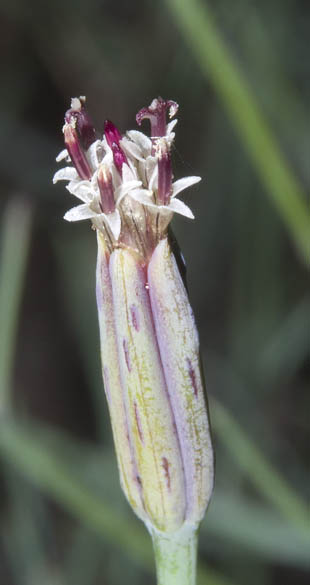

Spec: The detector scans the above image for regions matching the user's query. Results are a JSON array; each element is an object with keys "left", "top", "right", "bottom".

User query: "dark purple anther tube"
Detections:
[
  {"left": 104, "top": 119, "right": 123, "bottom": 146},
  {"left": 64, "top": 124, "right": 92, "bottom": 180},
  {"left": 157, "top": 146, "right": 173, "bottom": 205},
  {"left": 104, "top": 120, "right": 128, "bottom": 173},
  {"left": 65, "top": 98, "right": 96, "bottom": 151}
]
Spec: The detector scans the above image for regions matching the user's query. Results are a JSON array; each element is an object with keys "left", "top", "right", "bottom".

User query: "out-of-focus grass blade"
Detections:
[
  {"left": 1, "top": 471, "right": 65, "bottom": 585},
  {"left": 0, "top": 197, "right": 32, "bottom": 413},
  {"left": 164, "top": 0, "right": 309, "bottom": 264},
  {"left": 64, "top": 525, "right": 106, "bottom": 585},
  {"left": 0, "top": 418, "right": 237, "bottom": 585},
  {"left": 1, "top": 419, "right": 309, "bottom": 570},
  {"left": 211, "top": 398, "right": 309, "bottom": 533},
  {"left": 53, "top": 229, "right": 108, "bottom": 439},
  {"left": 0, "top": 419, "right": 153, "bottom": 566},
  {"left": 259, "top": 297, "right": 310, "bottom": 383},
  {"left": 0, "top": 198, "right": 64, "bottom": 585},
  {"left": 203, "top": 490, "right": 310, "bottom": 567}
]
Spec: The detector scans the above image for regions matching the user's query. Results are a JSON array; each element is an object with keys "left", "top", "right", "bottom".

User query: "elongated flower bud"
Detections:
[{"left": 53, "top": 97, "right": 214, "bottom": 540}]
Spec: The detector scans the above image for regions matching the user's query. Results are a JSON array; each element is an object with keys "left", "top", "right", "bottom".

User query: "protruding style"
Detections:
[{"left": 136, "top": 96, "right": 179, "bottom": 139}]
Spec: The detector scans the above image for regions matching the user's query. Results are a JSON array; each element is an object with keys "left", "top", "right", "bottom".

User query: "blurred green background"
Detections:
[{"left": 0, "top": 0, "right": 309, "bottom": 584}]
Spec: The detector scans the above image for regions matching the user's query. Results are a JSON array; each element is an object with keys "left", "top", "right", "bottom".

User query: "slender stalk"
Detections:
[{"left": 152, "top": 526, "right": 198, "bottom": 585}]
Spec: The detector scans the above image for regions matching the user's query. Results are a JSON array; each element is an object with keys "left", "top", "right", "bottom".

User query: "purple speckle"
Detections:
[
  {"left": 123, "top": 338, "right": 131, "bottom": 372},
  {"left": 130, "top": 304, "right": 140, "bottom": 331},
  {"left": 186, "top": 358, "right": 198, "bottom": 398},
  {"left": 162, "top": 457, "right": 171, "bottom": 490},
  {"left": 134, "top": 402, "right": 144, "bottom": 443}
]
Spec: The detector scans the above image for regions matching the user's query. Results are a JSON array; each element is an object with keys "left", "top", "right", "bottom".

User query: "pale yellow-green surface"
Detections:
[
  {"left": 152, "top": 525, "right": 198, "bottom": 585},
  {"left": 110, "top": 246, "right": 186, "bottom": 532},
  {"left": 96, "top": 232, "right": 143, "bottom": 515}
]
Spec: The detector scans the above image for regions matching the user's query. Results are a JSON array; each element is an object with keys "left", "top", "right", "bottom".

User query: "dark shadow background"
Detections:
[{"left": 0, "top": 1, "right": 309, "bottom": 584}]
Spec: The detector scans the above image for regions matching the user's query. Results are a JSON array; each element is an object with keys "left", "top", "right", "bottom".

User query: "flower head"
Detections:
[
  {"left": 53, "top": 97, "right": 213, "bottom": 537},
  {"left": 53, "top": 96, "right": 201, "bottom": 257}
]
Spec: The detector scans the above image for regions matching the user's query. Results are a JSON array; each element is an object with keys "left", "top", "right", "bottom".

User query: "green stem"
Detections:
[{"left": 152, "top": 526, "right": 198, "bottom": 585}]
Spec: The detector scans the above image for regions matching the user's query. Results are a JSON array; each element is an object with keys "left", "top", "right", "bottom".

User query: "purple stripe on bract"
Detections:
[
  {"left": 130, "top": 304, "right": 140, "bottom": 331},
  {"left": 186, "top": 357, "right": 198, "bottom": 398},
  {"left": 134, "top": 402, "right": 144, "bottom": 444},
  {"left": 123, "top": 338, "right": 132, "bottom": 372},
  {"left": 162, "top": 457, "right": 171, "bottom": 490}
]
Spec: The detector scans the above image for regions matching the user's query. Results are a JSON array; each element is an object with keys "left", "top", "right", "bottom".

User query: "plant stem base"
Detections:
[{"left": 151, "top": 525, "right": 198, "bottom": 585}]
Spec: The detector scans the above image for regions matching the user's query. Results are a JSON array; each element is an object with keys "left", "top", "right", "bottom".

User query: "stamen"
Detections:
[
  {"left": 136, "top": 97, "right": 179, "bottom": 139},
  {"left": 104, "top": 119, "right": 122, "bottom": 145},
  {"left": 104, "top": 120, "right": 128, "bottom": 173},
  {"left": 137, "top": 98, "right": 177, "bottom": 205},
  {"left": 65, "top": 97, "right": 96, "bottom": 150},
  {"left": 63, "top": 123, "right": 92, "bottom": 180},
  {"left": 97, "top": 165, "right": 115, "bottom": 214},
  {"left": 155, "top": 139, "right": 173, "bottom": 205}
]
